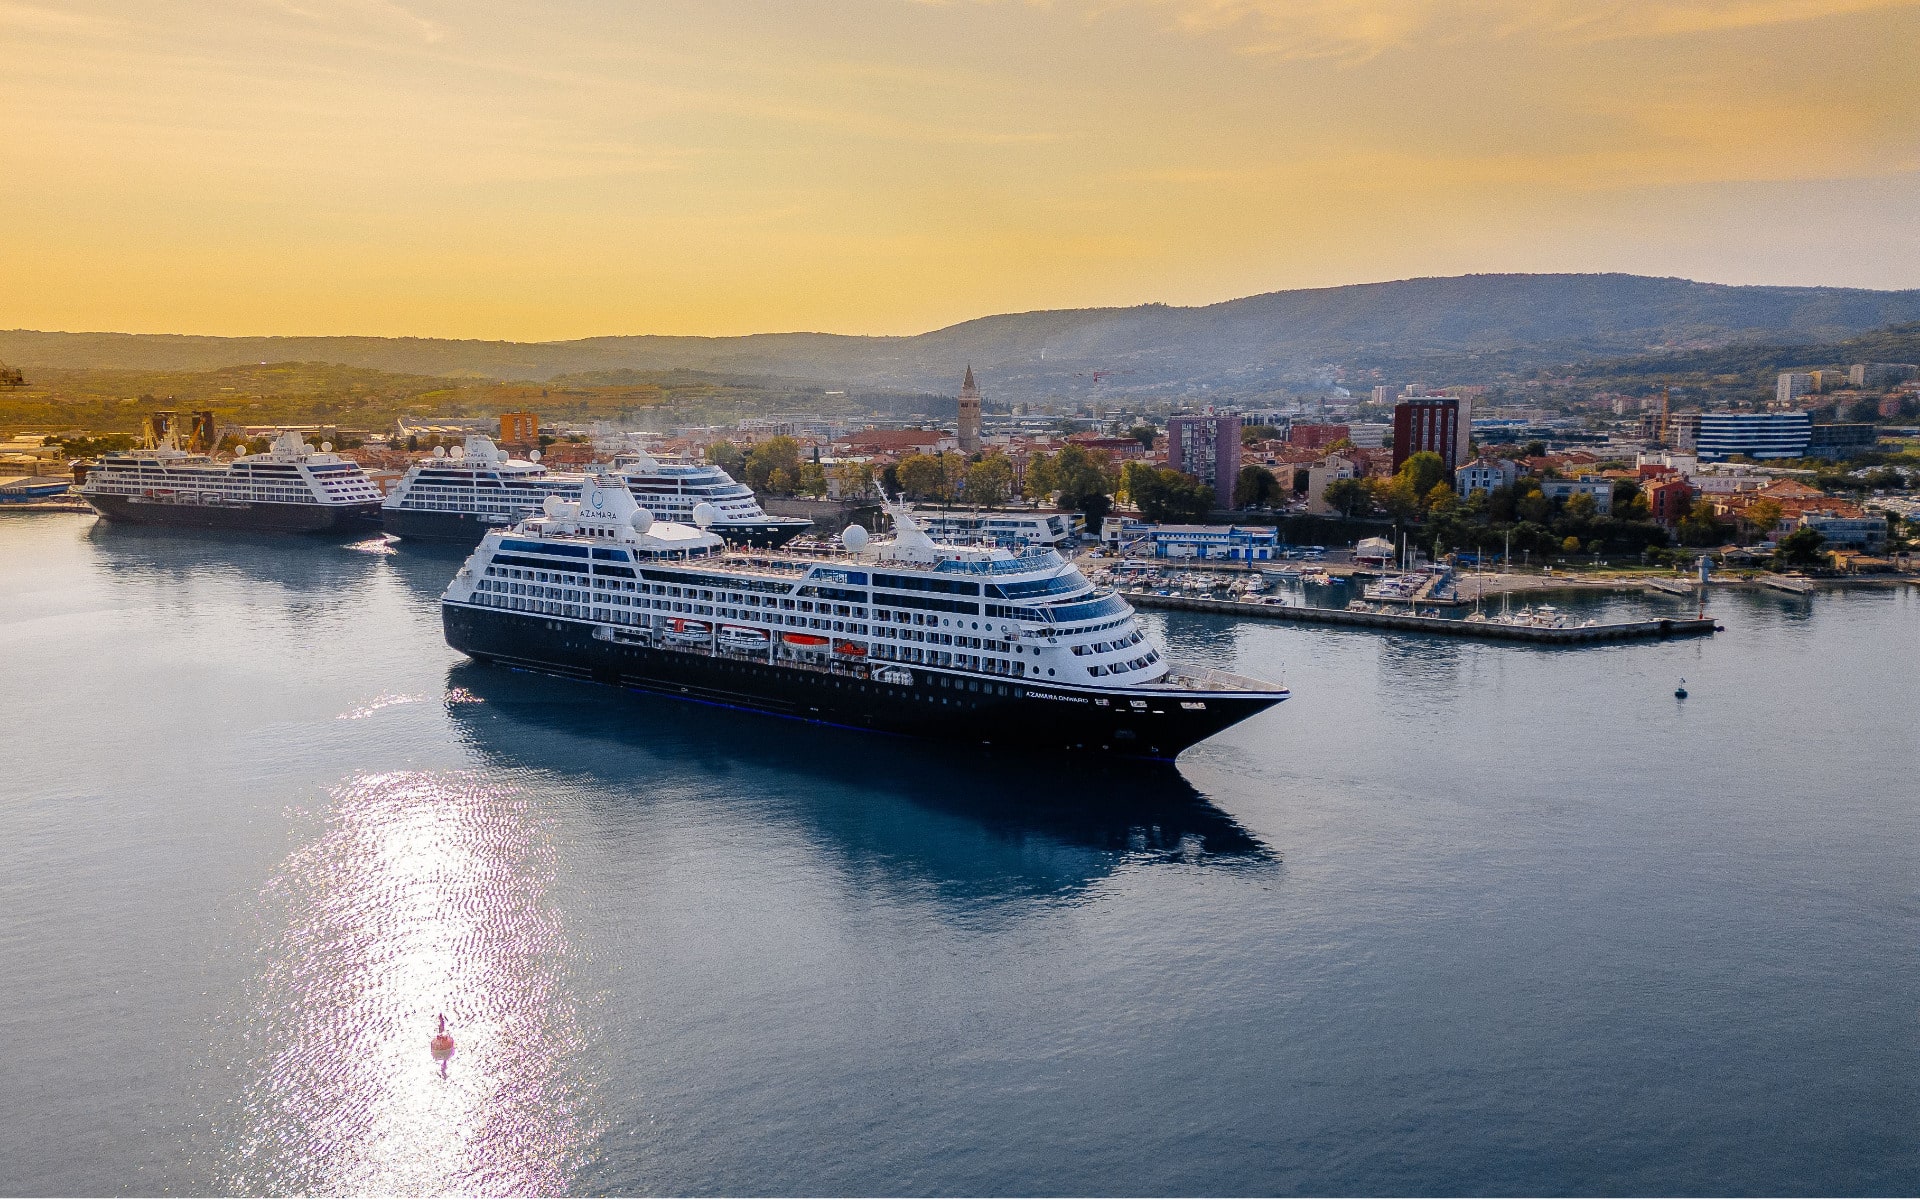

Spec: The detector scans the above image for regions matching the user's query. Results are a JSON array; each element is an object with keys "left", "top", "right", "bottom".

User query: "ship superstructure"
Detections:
[
  {"left": 382, "top": 435, "right": 587, "bottom": 542},
  {"left": 440, "top": 482, "right": 1286, "bottom": 758},
  {"left": 82, "top": 430, "right": 382, "bottom": 532},
  {"left": 612, "top": 450, "right": 813, "bottom": 547}
]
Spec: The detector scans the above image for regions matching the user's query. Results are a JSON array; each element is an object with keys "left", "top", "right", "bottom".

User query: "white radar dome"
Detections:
[
  {"left": 448, "top": 444, "right": 463, "bottom": 460},
  {"left": 542, "top": 495, "right": 565, "bottom": 518},
  {"left": 841, "top": 524, "right": 870, "bottom": 552},
  {"left": 320, "top": 441, "right": 333, "bottom": 453},
  {"left": 528, "top": 449, "right": 542, "bottom": 463},
  {"left": 432, "top": 445, "right": 446, "bottom": 458},
  {"left": 692, "top": 502, "right": 717, "bottom": 528},
  {"left": 630, "top": 508, "right": 654, "bottom": 534}
]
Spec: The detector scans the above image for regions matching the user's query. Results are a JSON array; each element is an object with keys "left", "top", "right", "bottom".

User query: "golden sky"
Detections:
[{"left": 5, "top": 0, "right": 1918, "bottom": 339}]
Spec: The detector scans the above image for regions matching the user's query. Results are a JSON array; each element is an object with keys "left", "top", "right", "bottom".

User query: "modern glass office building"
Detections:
[{"left": 1695, "top": 412, "right": 1812, "bottom": 461}]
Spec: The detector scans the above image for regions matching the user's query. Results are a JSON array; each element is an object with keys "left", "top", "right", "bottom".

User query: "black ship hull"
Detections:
[
  {"left": 385, "top": 508, "right": 810, "bottom": 548},
  {"left": 443, "top": 601, "right": 1283, "bottom": 759},
  {"left": 383, "top": 506, "right": 517, "bottom": 542},
  {"left": 85, "top": 493, "right": 381, "bottom": 533}
]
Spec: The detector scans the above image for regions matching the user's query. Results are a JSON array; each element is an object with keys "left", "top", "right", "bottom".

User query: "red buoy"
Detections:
[{"left": 430, "top": 1013, "right": 455, "bottom": 1062}]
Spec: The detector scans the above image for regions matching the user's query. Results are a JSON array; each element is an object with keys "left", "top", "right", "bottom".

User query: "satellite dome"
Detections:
[
  {"left": 542, "top": 495, "right": 565, "bottom": 518},
  {"left": 320, "top": 441, "right": 333, "bottom": 453},
  {"left": 448, "top": 444, "right": 463, "bottom": 460},
  {"left": 528, "top": 449, "right": 542, "bottom": 463},
  {"left": 841, "top": 524, "right": 870, "bottom": 552},
  {"left": 630, "top": 508, "right": 654, "bottom": 534},
  {"left": 432, "top": 445, "right": 446, "bottom": 458},
  {"left": 692, "top": 502, "right": 717, "bottom": 528}
]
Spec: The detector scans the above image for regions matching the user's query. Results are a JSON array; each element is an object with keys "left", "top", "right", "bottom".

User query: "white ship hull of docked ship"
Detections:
[
  {"left": 82, "top": 431, "right": 383, "bottom": 532},
  {"left": 439, "top": 481, "right": 1286, "bottom": 758},
  {"left": 612, "top": 450, "right": 813, "bottom": 548}
]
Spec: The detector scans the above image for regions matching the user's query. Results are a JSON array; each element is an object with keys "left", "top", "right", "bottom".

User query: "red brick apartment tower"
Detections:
[{"left": 1391, "top": 397, "right": 1459, "bottom": 473}]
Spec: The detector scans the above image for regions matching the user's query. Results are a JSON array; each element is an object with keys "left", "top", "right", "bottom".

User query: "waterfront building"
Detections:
[
  {"left": 1346, "top": 422, "right": 1392, "bottom": 450},
  {"left": 1807, "top": 423, "right": 1878, "bottom": 460},
  {"left": 1391, "top": 396, "right": 1460, "bottom": 473},
  {"left": 1539, "top": 476, "right": 1615, "bottom": 515},
  {"left": 1696, "top": 411, "right": 1813, "bottom": 461},
  {"left": 1167, "top": 412, "right": 1242, "bottom": 502},
  {"left": 957, "top": 366, "right": 982, "bottom": 455},
  {"left": 1100, "top": 518, "right": 1278, "bottom": 561},
  {"left": 1645, "top": 478, "right": 1694, "bottom": 526},
  {"left": 1305, "top": 453, "right": 1358, "bottom": 515},
  {"left": 1455, "top": 457, "right": 1519, "bottom": 497},
  {"left": 834, "top": 429, "right": 962, "bottom": 457}
]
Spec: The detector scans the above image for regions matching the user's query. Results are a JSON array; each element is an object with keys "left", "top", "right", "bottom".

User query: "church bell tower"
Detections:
[{"left": 957, "top": 365, "right": 982, "bottom": 455}]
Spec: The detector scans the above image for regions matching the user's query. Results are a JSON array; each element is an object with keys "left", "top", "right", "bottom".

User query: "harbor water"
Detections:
[{"left": 2, "top": 513, "right": 1915, "bottom": 1195}]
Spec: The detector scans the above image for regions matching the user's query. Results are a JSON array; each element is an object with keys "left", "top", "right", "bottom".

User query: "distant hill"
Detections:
[{"left": 8, "top": 274, "right": 1920, "bottom": 399}]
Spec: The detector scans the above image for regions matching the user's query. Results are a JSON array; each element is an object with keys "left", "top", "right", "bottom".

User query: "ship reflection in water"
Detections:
[{"left": 442, "top": 661, "right": 1275, "bottom": 910}]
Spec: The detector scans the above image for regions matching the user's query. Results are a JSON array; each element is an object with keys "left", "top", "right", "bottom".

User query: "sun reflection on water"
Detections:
[{"left": 228, "top": 770, "right": 602, "bottom": 1194}]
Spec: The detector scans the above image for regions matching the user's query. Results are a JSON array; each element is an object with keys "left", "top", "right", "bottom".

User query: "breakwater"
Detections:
[{"left": 1121, "top": 590, "right": 1717, "bottom": 643}]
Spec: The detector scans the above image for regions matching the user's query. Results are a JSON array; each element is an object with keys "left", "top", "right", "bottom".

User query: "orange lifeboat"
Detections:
[
  {"left": 782, "top": 633, "right": 828, "bottom": 647},
  {"left": 833, "top": 640, "right": 867, "bottom": 657}
]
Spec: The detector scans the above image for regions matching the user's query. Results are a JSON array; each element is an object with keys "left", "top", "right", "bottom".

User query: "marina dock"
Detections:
[{"left": 1121, "top": 590, "right": 1717, "bottom": 644}]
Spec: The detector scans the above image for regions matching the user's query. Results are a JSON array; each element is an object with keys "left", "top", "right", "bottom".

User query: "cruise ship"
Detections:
[
  {"left": 612, "top": 450, "right": 813, "bottom": 547},
  {"left": 440, "top": 480, "right": 1287, "bottom": 758},
  {"left": 381, "top": 436, "right": 586, "bottom": 541},
  {"left": 904, "top": 507, "right": 1081, "bottom": 547},
  {"left": 82, "top": 430, "right": 383, "bottom": 532}
]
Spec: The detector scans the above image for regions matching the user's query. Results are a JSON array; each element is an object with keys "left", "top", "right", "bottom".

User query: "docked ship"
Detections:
[
  {"left": 440, "top": 480, "right": 1287, "bottom": 758},
  {"left": 612, "top": 450, "right": 813, "bottom": 547},
  {"left": 82, "top": 430, "right": 383, "bottom": 532},
  {"left": 381, "top": 436, "right": 586, "bottom": 542}
]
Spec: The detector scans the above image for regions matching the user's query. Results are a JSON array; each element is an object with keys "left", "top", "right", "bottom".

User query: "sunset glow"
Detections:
[{"left": 6, "top": 0, "right": 1918, "bottom": 339}]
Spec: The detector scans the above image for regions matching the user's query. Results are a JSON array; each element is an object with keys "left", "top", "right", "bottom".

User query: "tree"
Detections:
[
  {"left": 1561, "top": 535, "right": 1582, "bottom": 554},
  {"left": 1233, "top": 464, "right": 1283, "bottom": 509},
  {"left": 1774, "top": 525, "right": 1828, "bottom": 568},
  {"left": 1240, "top": 424, "right": 1285, "bottom": 445},
  {"left": 1424, "top": 482, "right": 1458, "bottom": 517},
  {"left": 896, "top": 453, "right": 946, "bottom": 500},
  {"left": 1128, "top": 424, "right": 1157, "bottom": 452},
  {"left": 1131, "top": 467, "right": 1213, "bottom": 523},
  {"left": 798, "top": 461, "right": 828, "bottom": 498},
  {"left": 1051, "top": 444, "right": 1117, "bottom": 525},
  {"left": 1322, "top": 477, "right": 1373, "bottom": 518},
  {"left": 1523, "top": 440, "right": 1547, "bottom": 458},
  {"left": 743, "top": 436, "right": 803, "bottom": 493},
  {"left": 1743, "top": 498, "right": 1785, "bottom": 541},
  {"left": 1023, "top": 452, "right": 1058, "bottom": 503},
  {"left": 1397, "top": 450, "right": 1447, "bottom": 500},
  {"left": 1564, "top": 491, "right": 1598, "bottom": 520},
  {"left": 964, "top": 454, "right": 1014, "bottom": 508},
  {"left": 829, "top": 461, "right": 874, "bottom": 500},
  {"left": 766, "top": 467, "right": 795, "bottom": 494},
  {"left": 1372, "top": 475, "right": 1421, "bottom": 523},
  {"left": 1291, "top": 467, "right": 1310, "bottom": 495},
  {"left": 706, "top": 440, "right": 745, "bottom": 475}
]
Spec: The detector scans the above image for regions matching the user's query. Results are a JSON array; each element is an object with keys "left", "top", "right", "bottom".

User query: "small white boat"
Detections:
[{"left": 718, "top": 624, "right": 770, "bottom": 648}]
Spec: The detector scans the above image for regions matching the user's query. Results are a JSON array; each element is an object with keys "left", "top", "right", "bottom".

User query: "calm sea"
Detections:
[{"left": 2, "top": 513, "right": 1914, "bottom": 1196}]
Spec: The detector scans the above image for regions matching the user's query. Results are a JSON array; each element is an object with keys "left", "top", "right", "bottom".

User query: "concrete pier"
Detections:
[{"left": 1121, "top": 590, "right": 1717, "bottom": 644}]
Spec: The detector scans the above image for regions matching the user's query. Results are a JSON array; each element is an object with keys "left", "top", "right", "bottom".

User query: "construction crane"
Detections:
[
  {"left": 1073, "top": 369, "right": 1136, "bottom": 384},
  {"left": 0, "top": 360, "right": 25, "bottom": 389}
]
